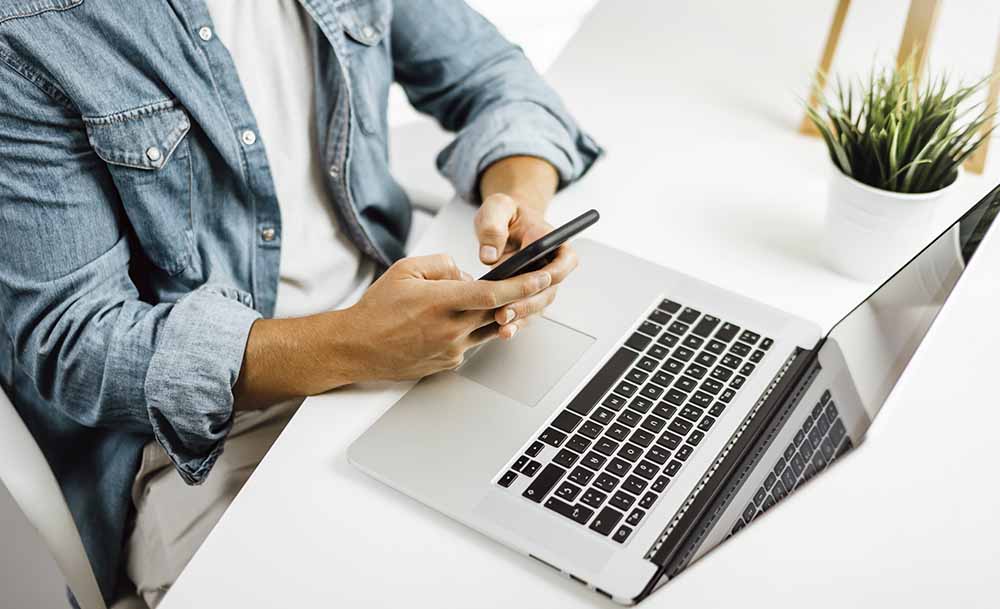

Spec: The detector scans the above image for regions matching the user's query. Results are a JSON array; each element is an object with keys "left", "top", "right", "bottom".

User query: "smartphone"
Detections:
[{"left": 479, "top": 209, "right": 600, "bottom": 281}]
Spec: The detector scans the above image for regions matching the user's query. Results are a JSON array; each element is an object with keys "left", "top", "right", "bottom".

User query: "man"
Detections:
[{"left": 0, "top": 0, "right": 599, "bottom": 606}]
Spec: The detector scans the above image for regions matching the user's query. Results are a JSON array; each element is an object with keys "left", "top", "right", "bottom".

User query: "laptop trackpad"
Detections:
[{"left": 457, "top": 317, "right": 595, "bottom": 407}]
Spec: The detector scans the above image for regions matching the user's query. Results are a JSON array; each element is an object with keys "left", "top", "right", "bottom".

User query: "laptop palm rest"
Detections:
[{"left": 457, "top": 316, "right": 595, "bottom": 407}]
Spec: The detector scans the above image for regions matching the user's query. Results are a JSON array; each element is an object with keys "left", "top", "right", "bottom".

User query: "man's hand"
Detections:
[
  {"left": 233, "top": 254, "right": 551, "bottom": 409},
  {"left": 476, "top": 156, "right": 578, "bottom": 338}
]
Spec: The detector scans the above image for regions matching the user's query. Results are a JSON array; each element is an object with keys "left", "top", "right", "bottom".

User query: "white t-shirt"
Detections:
[{"left": 206, "top": 0, "right": 374, "bottom": 319}]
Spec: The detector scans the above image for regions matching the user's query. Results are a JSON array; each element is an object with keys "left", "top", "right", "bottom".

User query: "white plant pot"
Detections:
[{"left": 821, "top": 168, "right": 959, "bottom": 281}]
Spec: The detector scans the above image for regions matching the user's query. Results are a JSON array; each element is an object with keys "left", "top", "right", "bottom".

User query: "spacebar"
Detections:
[{"left": 565, "top": 347, "right": 639, "bottom": 416}]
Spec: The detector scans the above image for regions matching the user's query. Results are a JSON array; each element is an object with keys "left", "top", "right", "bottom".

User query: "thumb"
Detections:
[{"left": 475, "top": 193, "right": 517, "bottom": 264}]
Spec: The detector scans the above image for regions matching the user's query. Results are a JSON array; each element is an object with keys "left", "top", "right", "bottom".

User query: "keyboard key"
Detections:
[
  {"left": 729, "top": 375, "right": 746, "bottom": 389},
  {"left": 803, "top": 462, "right": 816, "bottom": 480},
  {"left": 638, "top": 492, "right": 658, "bottom": 509},
  {"left": 665, "top": 389, "right": 687, "bottom": 406},
  {"left": 762, "top": 496, "right": 776, "bottom": 512},
  {"left": 794, "top": 429, "right": 805, "bottom": 446},
  {"left": 740, "top": 363, "right": 756, "bottom": 376},
  {"left": 664, "top": 460, "right": 682, "bottom": 476},
  {"left": 820, "top": 437, "right": 836, "bottom": 461},
  {"left": 708, "top": 402, "right": 726, "bottom": 416},
  {"left": 565, "top": 347, "right": 638, "bottom": 416},
  {"left": 625, "top": 332, "right": 652, "bottom": 351},
  {"left": 692, "top": 315, "right": 720, "bottom": 338},
  {"left": 647, "top": 446, "right": 670, "bottom": 464},
  {"left": 579, "top": 420, "right": 603, "bottom": 439},
  {"left": 551, "top": 411, "right": 582, "bottom": 434},
  {"left": 647, "top": 344, "right": 670, "bottom": 360},
  {"left": 750, "top": 349, "right": 765, "bottom": 363},
  {"left": 706, "top": 339, "right": 727, "bottom": 354},
  {"left": 678, "top": 307, "right": 701, "bottom": 324},
  {"left": 626, "top": 508, "right": 645, "bottom": 527},
  {"left": 697, "top": 416, "right": 716, "bottom": 431},
  {"left": 690, "top": 391, "right": 713, "bottom": 408},
  {"left": 801, "top": 435, "right": 814, "bottom": 456},
  {"left": 638, "top": 321, "right": 661, "bottom": 337},
  {"left": 636, "top": 356, "right": 658, "bottom": 372},
  {"left": 742, "top": 503, "right": 757, "bottom": 522},
  {"left": 594, "top": 473, "right": 620, "bottom": 493},
  {"left": 526, "top": 441, "right": 544, "bottom": 457},
  {"left": 730, "top": 342, "right": 751, "bottom": 357},
  {"left": 589, "top": 506, "right": 624, "bottom": 536},
  {"left": 594, "top": 437, "right": 619, "bottom": 456},
  {"left": 568, "top": 466, "right": 594, "bottom": 486},
  {"left": 615, "top": 381, "right": 638, "bottom": 397},
  {"left": 626, "top": 369, "right": 650, "bottom": 385},
  {"left": 602, "top": 394, "right": 627, "bottom": 411},
  {"left": 522, "top": 464, "right": 566, "bottom": 502},
  {"left": 812, "top": 450, "right": 827, "bottom": 470},
  {"left": 773, "top": 456, "right": 787, "bottom": 474},
  {"left": 640, "top": 384, "right": 664, "bottom": 400},
  {"left": 498, "top": 470, "right": 518, "bottom": 487},
  {"left": 612, "top": 525, "right": 633, "bottom": 543},
  {"left": 522, "top": 460, "right": 541, "bottom": 476},
  {"left": 662, "top": 358, "right": 685, "bottom": 374},
  {"left": 623, "top": 475, "right": 647, "bottom": 495},
  {"left": 539, "top": 427, "right": 567, "bottom": 448},
  {"left": 648, "top": 309, "right": 671, "bottom": 325},
  {"left": 682, "top": 334, "right": 704, "bottom": 350},
  {"left": 514, "top": 456, "right": 529, "bottom": 471},
  {"left": 581, "top": 488, "right": 607, "bottom": 508},
  {"left": 695, "top": 352, "right": 718, "bottom": 367},
  {"left": 821, "top": 389, "right": 832, "bottom": 405},
  {"left": 754, "top": 487, "right": 767, "bottom": 505},
  {"left": 617, "top": 443, "right": 643, "bottom": 462},
  {"left": 610, "top": 491, "right": 636, "bottom": 511},
  {"left": 659, "top": 299, "right": 682, "bottom": 313},
  {"left": 656, "top": 431, "right": 682, "bottom": 450},
  {"left": 651, "top": 371, "right": 675, "bottom": 387},
  {"left": 629, "top": 429, "right": 655, "bottom": 447},
  {"left": 669, "top": 418, "right": 693, "bottom": 435},
  {"left": 606, "top": 422, "right": 630, "bottom": 442},
  {"left": 668, "top": 322, "right": 691, "bottom": 338},
  {"left": 715, "top": 323, "right": 740, "bottom": 342},
  {"left": 686, "top": 430, "right": 705, "bottom": 445},
  {"left": 760, "top": 337, "right": 774, "bottom": 350},
  {"left": 719, "top": 388, "right": 736, "bottom": 403},
  {"left": 591, "top": 407, "right": 615, "bottom": 425},
  {"left": 790, "top": 453, "right": 805, "bottom": 477},
  {"left": 711, "top": 366, "right": 734, "bottom": 381},
  {"left": 555, "top": 480, "right": 583, "bottom": 502},
  {"left": 672, "top": 346, "right": 695, "bottom": 361},
  {"left": 606, "top": 458, "right": 631, "bottom": 477},
  {"left": 628, "top": 396, "right": 653, "bottom": 413},
  {"left": 679, "top": 405, "right": 703, "bottom": 422},
  {"left": 658, "top": 333, "right": 680, "bottom": 349},
  {"left": 780, "top": 468, "right": 796, "bottom": 490},
  {"left": 675, "top": 444, "right": 694, "bottom": 461},
  {"left": 764, "top": 472, "right": 777, "bottom": 489},
  {"left": 830, "top": 419, "right": 846, "bottom": 445},
  {"left": 641, "top": 415, "right": 667, "bottom": 434},
  {"left": 653, "top": 402, "right": 677, "bottom": 419},
  {"left": 675, "top": 376, "right": 697, "bottom": 392},
  {"left": 617, "top": 409, "right": 642, "bottom": 428},
  {"left": 783, "top": 444, "right": 796, "bottom": 461},
  {"left": 554, "top": 449, "right": 579, "bottom": 468},
  {"left": 635, "top": 460, "right": 659, "bottom": 480},
  {"left": 567, "top": 434, "right": 591, "bottom": 454},
  {"left": 685, "top": 364, "right": 708, "bottom": 380},
  {"left": 808, "top": 427, "right": 822, "bottom": 448},
  {"left": 812, "top": 401, "right": 824, "bottom": 418},
  {"left": 739, "top": 330, "right": 760, "bottom": 345},
  {"left": 581, "top": 451, "right": 607, "bottom": 470},
  {"left": 545, "top": 496, "right": 593, "bottom": 524},
  {"left": 773, "top": 479, "right": 787, "bottom": 499},
  {"left": 651, "top": 475, "right": 670, "bottom": 492}
]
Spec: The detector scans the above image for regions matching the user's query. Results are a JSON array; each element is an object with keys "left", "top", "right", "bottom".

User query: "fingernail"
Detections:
[
  {"left": 480, "top": 245, "right": 498, "bottom": 262},
  {"left": 503, "top": 308, "right": 515, "bottom": 323},
  {"left": 507, "top": 324, "right": 518, "bottom": 339},
  {"left": 536, "top": 272, "right": 552, "bottom": 290}
]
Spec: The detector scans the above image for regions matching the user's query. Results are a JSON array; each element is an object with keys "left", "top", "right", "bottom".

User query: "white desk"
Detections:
[{"left": 161, "top": 1, "right": 1000, "bottom": 607}]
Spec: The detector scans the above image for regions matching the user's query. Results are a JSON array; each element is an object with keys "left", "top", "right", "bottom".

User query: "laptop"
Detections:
[{"left": 349, "top": 183, "right": 999, "bottom": 603}]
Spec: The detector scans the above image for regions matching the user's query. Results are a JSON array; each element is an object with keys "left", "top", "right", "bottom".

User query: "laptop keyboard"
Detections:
[
  {"left": 495, "top": 298, "right": 773, "bottom": 545},
  {"left": 729, "top": 389, "right": 853, "bottom": 535}
]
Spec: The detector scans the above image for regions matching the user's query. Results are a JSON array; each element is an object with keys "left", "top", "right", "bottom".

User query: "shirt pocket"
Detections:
[
  {"left": 83, "top": 99, "right": 195, "bottom": 276},
  {"left": 339, "top": 0, "right": 392, "bottom": 136}
]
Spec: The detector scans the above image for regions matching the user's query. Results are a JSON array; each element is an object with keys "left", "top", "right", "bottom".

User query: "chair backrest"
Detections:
[{"left": 0, "top": 385, "right": 108, "bottom": 609}]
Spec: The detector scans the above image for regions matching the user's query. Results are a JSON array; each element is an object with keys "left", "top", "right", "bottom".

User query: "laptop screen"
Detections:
[{"left": 825, "top": 184, "right": 1000, "bottom": 420}]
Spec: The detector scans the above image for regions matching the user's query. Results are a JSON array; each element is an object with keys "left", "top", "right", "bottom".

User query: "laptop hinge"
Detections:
[{"left": 635, "top": 341, "right": 823, "bottom": 600}]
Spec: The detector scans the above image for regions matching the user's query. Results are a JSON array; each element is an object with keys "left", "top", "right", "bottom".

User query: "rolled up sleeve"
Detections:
[{"left": 391, "top": 0, "right": 603, "bottom": 202}]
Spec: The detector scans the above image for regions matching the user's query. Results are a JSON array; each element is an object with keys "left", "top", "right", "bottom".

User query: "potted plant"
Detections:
[{"left": 806, "top": 59, "right": 994, "bottom": 281}]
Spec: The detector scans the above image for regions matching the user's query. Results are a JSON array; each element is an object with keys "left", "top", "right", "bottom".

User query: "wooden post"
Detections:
[
  {"left": 799, "top": 0, "right": 852, "bottom": 135},
  {"left": 965, "top": 36, "right": 1000, "bottom": 175},
  {"left": 895, "top": 0, "right": 941, "bottom": 82}
]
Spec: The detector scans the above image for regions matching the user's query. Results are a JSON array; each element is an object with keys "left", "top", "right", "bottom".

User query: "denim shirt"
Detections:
[{"left": 0, "top": 0, "right": 600, "bottom": 603}]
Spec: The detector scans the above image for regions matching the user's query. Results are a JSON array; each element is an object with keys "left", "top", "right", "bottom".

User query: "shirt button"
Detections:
[
  {"left": 198, "top": 26, "right": 213, "bottom": 41},
  {"left": 361, "top": 25, "right": 376, "bottom": 40},
  {"left": 145, "top": 146, "right": 162, "bottom": 163},
  {"left": 260, "top": 227, "right": 276, "bottom": 242},
  {"left": 241, "top": 129, "right": 257, "bottom": 146},
  {"left": 328, "top": 165, "right": 339, "bottom": 178}
]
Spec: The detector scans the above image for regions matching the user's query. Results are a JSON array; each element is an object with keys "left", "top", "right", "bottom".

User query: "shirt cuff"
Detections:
[
  {"left": 436, "top": 100, "right": 604, "bottom": 203},
  {"left": 143, "top": 284, "right": 261, "bottom": 485}
]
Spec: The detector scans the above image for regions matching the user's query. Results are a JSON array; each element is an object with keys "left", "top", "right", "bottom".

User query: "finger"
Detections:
[
  {"left": 466, "top": 321, "right": 502, "bottom": 346},
  {"left": 475, "top": 194, "right": 517, "bottom": 264},
  {"left": 397, "top": 254, "right": 463, "bottom": 281},
  {"left": 536, "top": 244, "right": 579, "bottom": 286},
  {"left": 498, "top": 318, "right": 529, "bottom": 340},
  {"left": 451, "top": 270, "right": 552, "bottom": 310},
  {"left": 494, "top": 285, "right": 558, "bottom": 325}
]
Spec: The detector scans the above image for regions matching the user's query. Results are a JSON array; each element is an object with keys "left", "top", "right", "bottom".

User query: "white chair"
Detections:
[{"left": 0, "top": 385, "right": 108, "bottom": 609}]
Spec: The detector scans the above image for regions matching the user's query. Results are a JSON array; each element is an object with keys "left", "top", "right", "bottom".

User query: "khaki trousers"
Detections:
[{"left": 123, "top": 401, "right": 299, "bottom": 608}]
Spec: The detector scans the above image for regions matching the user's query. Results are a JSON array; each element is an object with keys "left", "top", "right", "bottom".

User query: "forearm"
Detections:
[
  {"left": 233, "top": 311, "right": 356, "bottom": 411},
  {"left": 479, "top": 155, "right": 559, "bottom": 213}
]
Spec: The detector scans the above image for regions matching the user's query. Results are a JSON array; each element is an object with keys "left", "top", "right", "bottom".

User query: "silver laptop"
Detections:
[{"left": 349, "top": 184, "right": 1000, "bottom": 603}]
